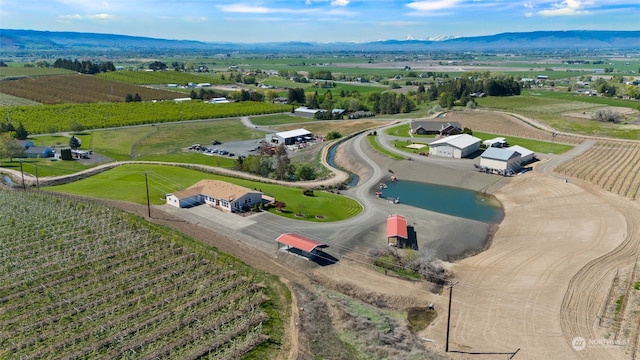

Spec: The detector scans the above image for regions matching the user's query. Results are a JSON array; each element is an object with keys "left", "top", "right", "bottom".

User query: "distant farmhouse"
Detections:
[
  {"left": 17, "top": 140, "right": 54, "bottom": 159},
  {"left": 429, "top": 134, "right": 481, "bottom": 158},
  {"left": 166, "top": 180, "right": 263, "bottom": 213},
  {"left": 410, "top": 120, "right": 462, "bottom": 136}
]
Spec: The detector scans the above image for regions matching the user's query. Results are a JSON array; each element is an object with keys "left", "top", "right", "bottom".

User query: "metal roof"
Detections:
[
  {"left": 507, "top": 145, "right": 534, "bottom": 157},
  {"left": 275, "top": 128, "right": 312, "bottom": 139},
  {"left": 481, "top": 147, "right": 521, "bottom": 161},
  {"left": 430, "top": 134, "right": 480, "bottom": 149},
  {"left": 171, "top": 180, "right": 260, "bottom": 201},
  {"left": 386, "top": 214, "right": 408, "bottom": 239},
  {"left": 276, "top": 233, "right": 328, "bottom": 253}
]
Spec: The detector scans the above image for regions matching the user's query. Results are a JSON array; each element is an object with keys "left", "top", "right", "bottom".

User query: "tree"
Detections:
[
  {"left": 296, "top": 164, "right": 317, "bottom": 180},
  {"left": 14, "top": 123, "right": 28, "bottom": 140},
  {"left": 0, "top": 133, "right": 25, "bottom": 161},
  {"left": 148, "top": 61, "right": 167, "bottom": 71},
  {"left": 288, "top": 88, "right": 306, "bottom": 104},
  {"left": 69, "top": 121, "right": 85, "bottom": 133},
  {"left": 326, "top": 131, "right": 342, "bottom": 140},
  {"left": 69, "top": 136, "right": 81, "bottom": 149},
  {"left": 591, "top": 109, "right": 621, "bottom": 123}
]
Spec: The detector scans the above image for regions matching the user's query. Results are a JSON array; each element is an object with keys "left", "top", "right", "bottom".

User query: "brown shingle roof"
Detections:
[{"left": 172, "top": 179, "right": 258, "bottom": 201}]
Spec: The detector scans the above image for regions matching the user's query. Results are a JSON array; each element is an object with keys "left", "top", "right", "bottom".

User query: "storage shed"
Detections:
[
  {"left": 386, "top": 214, "right": 409, "bottom": 248},
  {"left": 429, "top": 134, "right": 481, "bottom": 158},
  {"left": 480, "top": 148, "right": 522, "bottom": 174},
  {"left": 507, "top": 145, "right": 535, "bottom": 164},
  {"left": 276, "top": 233, "right": 328, "bottom": 260}
]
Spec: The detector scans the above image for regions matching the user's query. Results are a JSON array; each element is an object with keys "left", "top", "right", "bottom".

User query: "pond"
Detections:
[
  {"left": 327, "top": 143, "right": 359, "bottom": 187},
  {"left": 377, "top": 179, "right": 504, "bottom": 223}
]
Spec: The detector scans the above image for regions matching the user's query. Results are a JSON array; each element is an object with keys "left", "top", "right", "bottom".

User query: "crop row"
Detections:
[
  {"left": 3, "top": 100, "right": 289, "bottom": 134},
  {"left": 0, "top": 74, "right": 181, "bottom": 105},
  {"left": 97, "top": 70, "right": 234, "bottom": 86},
  {"left": 0, "top": 93, "right": 41, "bottom": 107},
  {"left": 1, "top": 189, "right": 274, "bottom": 359},
  {"left": 448, "top": 111, "right": 583, "bottom": 144},
  {"left": 555, "top": 140, "right": 640, "bottom": 200}
]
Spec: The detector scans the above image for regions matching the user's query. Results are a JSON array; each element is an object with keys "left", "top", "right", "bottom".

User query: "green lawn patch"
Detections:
[
  {"left": 367, "top": 135, "right": 405, "bottom": 160},
  {"left": 473, "top": 131, "right": 574, "bottom": 154},
  {"left": 248, "top": 114, "right": 314, "bottom": 126},
  {"left": 46, "top": 164, "right": 362, "bottom": 222}
]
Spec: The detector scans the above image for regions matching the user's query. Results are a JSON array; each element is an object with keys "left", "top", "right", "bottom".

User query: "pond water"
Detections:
[
  {"left": 327, "top": 143, "right": 359, "bottom": 187},
  {"left": 377, "top": 179, "right": 504, "bottom": 223}
]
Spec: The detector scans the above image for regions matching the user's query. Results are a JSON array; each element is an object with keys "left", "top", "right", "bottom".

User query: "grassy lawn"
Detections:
[
  {"left": 1, "top": 158, "right": 97, "bottom": 178},
  {"left": 390, "top": 140, "right": 429, "bottom": 155},
  {"left": 366, "top": 135, "right": 405, "bottom": 160},
  {"left": 473, "top": 131, "right": 574, "bottom": 154},
  {"left": 46, "top": 164, "right": 363, "bottom": 222},
  {"left": 250, "top": 113, "right": 314, "bottom": 126}
]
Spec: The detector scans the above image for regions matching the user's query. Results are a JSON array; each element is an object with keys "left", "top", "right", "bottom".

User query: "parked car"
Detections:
[
  {"left": 228, "top": 152, "right": 235, "bottom": 157},
  {"left": 212, "top": 139, "right": 222, "bottom": 145},
  {"left": 219, "top": 150, "right": 228, "bottom": 155}
]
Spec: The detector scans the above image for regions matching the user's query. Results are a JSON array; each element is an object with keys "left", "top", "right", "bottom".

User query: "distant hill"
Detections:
[{"left": 1, "top": 29, "right": 638, "bottom": 55}]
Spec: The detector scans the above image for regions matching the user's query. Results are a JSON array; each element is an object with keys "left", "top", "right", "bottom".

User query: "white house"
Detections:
[
  {"left": 480, "top": 147, "right": 522, "bottom": 173},
  {"left": 429, "top": 134, "right": 481, "bottom": 158},
  {"left": 507, "top": 145, "right": 535, "bottom": 164},
  {"left": 166, "top": 180, "right": 263, "bottom": 212}
]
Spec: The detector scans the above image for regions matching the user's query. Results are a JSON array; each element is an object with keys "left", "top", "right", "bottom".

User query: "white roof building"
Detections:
[
  {"left": 480, "top": 147, "right": 522, "bottom": 174},
  {"left": 429, "top": 134, "right": 481, "bottom": 158},
  {"left": 507, "top": 145, "right": 535, "bottom": 164},
  {"left": 266, "top": 128, "right": 313, "bottom": 145}
]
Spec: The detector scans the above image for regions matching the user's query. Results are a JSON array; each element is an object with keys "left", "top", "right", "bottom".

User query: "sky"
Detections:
[{"left": 0, "top": 0, "right": 638, "bottom": 43}]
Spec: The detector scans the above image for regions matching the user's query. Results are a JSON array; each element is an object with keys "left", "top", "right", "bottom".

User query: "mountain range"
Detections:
[{"left": 1, "top": 29, "right": 639, "bottom": 55}]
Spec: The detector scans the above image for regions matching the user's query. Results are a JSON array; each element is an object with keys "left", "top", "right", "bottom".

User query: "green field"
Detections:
[
  {"left": 46, "top": 164, "right": 363, "bottom": 222},
  {"left": 473, "top": 131, "right": 574, "bottom": 154},
  {"left": 0, "top": 66, "right": 75, "bottom": 78},
  {"left": 476, "top": 93, "right": 640, "bottom": 139},
  {"left": 97, "top": 70, "right": 234, "bottom": 85}
]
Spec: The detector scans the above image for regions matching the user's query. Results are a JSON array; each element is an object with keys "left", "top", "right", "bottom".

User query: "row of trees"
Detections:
[
  {"left": 53, "top": 58, "right": 116, "bottom": 74},
  {"left": 1, "top": 122, "right": 29, "bottom": 139},
  {"left": 233, "top": 152, "right": 319, "bottom": 181}
]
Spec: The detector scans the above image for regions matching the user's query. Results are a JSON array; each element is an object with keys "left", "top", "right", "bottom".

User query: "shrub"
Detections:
[
  {"left": 302, "top": 189, "right": 314, "bottom": 197},
  {"left": 591, "top": 108, "right": 621, "bottom": 123}
]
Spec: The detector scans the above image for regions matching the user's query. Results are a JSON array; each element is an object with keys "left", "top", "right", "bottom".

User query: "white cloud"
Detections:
[
  {"left": 331, "top": 0, "right": 350, "bottom": 6},
  {"left": 537, "top": 0, "right": 589, "bottom": 16},
  {"left": 57, "top": 13, "right": 117, "bottom": 23},
  {"left": 217, "top": 3, "right": 314, "bottom": 14},
  {"left": 406, "top": 0, "right": 463, "bottom": 12}
]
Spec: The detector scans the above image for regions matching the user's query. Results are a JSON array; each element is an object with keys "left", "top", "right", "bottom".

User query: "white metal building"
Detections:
[
  {"left": 507, "top": 145, "right": 535, "bottom": 164},
  {"left": 429, "top": 134, "right": 481, "bottom": 158},
  {"left": 266, "top": 128, "right": 312, "bottom": 146},
  {"left": 480, "top": 148, "right": 522, "bottom": 173},
  {"left": 483, "top": 137, "right": 508, "bottom": 148}
]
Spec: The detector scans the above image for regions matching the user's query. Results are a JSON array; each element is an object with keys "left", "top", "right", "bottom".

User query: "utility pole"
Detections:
[
  {"left": 144, "top": 172, "right": 151, "bottom": 218},
  {"left": 445, "top": 281, "right": 458, "bottom": 352},
  {"left": 19, "top": 160, "right": 25, "bottom": 190},
  {"left": 34, "top": 163, "right": 40, "bottom": 191}
]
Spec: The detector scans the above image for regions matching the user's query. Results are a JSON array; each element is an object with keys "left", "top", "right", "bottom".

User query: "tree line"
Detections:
[{"left": 53, "top": 58, "right": 116, "bottom": 74}]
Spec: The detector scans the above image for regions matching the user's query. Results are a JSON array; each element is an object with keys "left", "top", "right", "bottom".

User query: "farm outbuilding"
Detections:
[
  {"left": 507, "top": 145, "right": 535, "bottom": 164},
  {"left": 294, "top": 107, "right": 321, "bottom": 118},
  {"left": 166, "top": 179, "right": 263, "bottom": 212},
  {"left": 483, "top": 137, "right": 508, "bottom": 148},
  {"left": 266, "top": 128, "right": 312, "bottom": 146},
  {"left": 480, "top": 147, "right": 522, "bottom": 174},
  {"left": 276, "top": 233, "right": 328, "bottom": 260},
  {"left": 429, "top": 134, "right": 481, "bottom": 158},
  {"left": 386, "top": 214, "right": 409, "bottom": 248}
]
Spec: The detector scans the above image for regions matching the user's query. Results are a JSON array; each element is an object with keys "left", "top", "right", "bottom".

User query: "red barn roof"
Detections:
[
  {"left": 276, "top": 233, "right": 328, "bottom": 253},
  {"left": 386, "top": 214, "right": 408, "bottom": 239}
]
